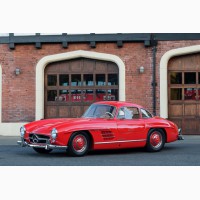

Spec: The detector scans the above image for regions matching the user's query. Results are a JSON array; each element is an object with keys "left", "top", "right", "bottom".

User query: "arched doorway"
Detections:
[
  {"left": 44, "top": 58, "right": 119, "bottom": 118},
  {"left": 168, "top": 53, "right": 200, "bottom": 134},
  {"left": 160, "top": 45, "right": 200, "bottom": 135},
  {"left": 35, "top": 50, "right": 125, "bottom": 120}
]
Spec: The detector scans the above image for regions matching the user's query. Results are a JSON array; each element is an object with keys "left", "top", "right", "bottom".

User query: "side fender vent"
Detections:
[{"left": 101, "top": 130, "right": 115, "bottom": 140}]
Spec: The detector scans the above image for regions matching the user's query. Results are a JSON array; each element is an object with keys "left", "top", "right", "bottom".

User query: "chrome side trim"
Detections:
[{"left": 94, "top": 139, "right": 146, "bottom": 145}]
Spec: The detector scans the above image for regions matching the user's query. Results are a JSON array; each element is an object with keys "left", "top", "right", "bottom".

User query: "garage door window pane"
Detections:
[
  {"left": 108, "top": 74, "right": 118, "bottom": 85},
  {"left": 96, "top": 74, "right": 105, "bottom": 86},
  {"left": 59, "top": 90, "right": 69, "bottom": 101},
  {"left": 48, "top": 75, "right": 57, "bottom": 86},
  {"left": 83, "top": 74, "right": 94, "bottom": 86},
  {"left": 96, "top": 89, "right": 106, "bottom": 101},
  {"left": 171, "top": 88, "right": 182, "bottom": 100},
  {"left": 83, "top": 90, "right": 94, "bottom": 102},
  {"left": 59, "top": 75, "right": 69, "bottom": 86},
  {"left": 184, "top": 72, "right": 196, "bottom": 84},
  {"left": 71, "top": 74, "right": 81, "bottom": 86},
  {"left": 170, "top": 72, "right": 182, "bottom": 84},
  {"left": 184, "top": 88, "right": 196, "bottom": 100},
  {"left": 71, "top": 90, "right": 81, "bottom": 102},
  {"left": 47, "top": 90, "right": 57, "bottom": 101},
  {"left": 108, "top": 89, "right": 118, "bottom": 101}
]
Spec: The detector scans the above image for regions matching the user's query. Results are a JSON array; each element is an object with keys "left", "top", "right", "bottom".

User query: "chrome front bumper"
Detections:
[
  {"left": 17, "top": 139, "right": 68, "bottom": 150},
  {"left": 178, "top": 128, "right": 184, "bottom": 140}
]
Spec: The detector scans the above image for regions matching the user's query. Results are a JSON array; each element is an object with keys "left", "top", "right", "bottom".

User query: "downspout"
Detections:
[{"left": 151, "top": 35, "right": 157, "bottom": 116}]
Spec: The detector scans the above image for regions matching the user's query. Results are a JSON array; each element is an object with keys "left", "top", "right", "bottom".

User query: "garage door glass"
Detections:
[{"left": 169, "top": 72, "right": 200, "bottom": 101}]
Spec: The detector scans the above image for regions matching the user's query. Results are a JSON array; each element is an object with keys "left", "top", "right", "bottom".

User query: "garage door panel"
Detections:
[
  {"left": 169, "top": 104, "right": 183, "bottom": 117},
  {"left": 108, "top": 63, "right": 119, "bottom": 73},
  {"left": 197, "top": 104, "right": 200, "bottom": 117},
  {"left": 59, "top": 62, "right": 71, "bottom": 73},
  {"left": 70, "top": 60, "right": 82, "bottom": 72},
  {"left": 184, "top": 104, "right": 197, "bottom": 116},
  {"left": 83, "top": 59, "right": 95, "bottom": 72},
  {"left": 58, "top": 106, "right": 71, "bottom": 118},
  {"left": 183, "top": 119, "right": 197, "bottom": 132},
  {"left": 46, "top": 63, "right": 59, "bottom": 73},
  {"left": 46, "top": 106, "right": 57, "bottom": 118},
  {"left": 83, "top": 106, "right": 89, "bottom": 113},
  {"left": 71, "top": 106, "right": 83, "bottom": 118},
  {"left": 95, "top": 61, "right": 107, "bottom": 72}
]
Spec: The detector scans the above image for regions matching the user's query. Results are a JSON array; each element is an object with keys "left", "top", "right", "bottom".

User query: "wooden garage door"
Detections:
[
  {"left": 168, "top": 53, "right": 200, "bottom": 135},
  {"left": 44, "top": 58, "right": 119, "bottom": 119}
]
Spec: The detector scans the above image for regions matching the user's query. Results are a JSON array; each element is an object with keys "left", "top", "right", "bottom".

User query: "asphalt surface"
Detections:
[{"left": 0, "top": 135, "right": 200, "bottom": 166}]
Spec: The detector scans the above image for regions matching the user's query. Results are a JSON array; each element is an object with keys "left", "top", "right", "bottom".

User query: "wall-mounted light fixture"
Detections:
[
  {"left": 139, "top": 66, "right": 144, "bottom": 74},
  {"left": 14, "top": 68, "right": 21, "bottom": 75}
]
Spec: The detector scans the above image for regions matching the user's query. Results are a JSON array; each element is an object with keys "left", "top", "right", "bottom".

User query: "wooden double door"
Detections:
[
  {"left": 168, "top": 53, "right": 200, "bottom": 134},
  {"left": 44, "top": 58, "right": 119, "bottom": 119}
]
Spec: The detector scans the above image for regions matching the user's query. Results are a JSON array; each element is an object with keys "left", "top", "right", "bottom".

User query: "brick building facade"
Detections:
[{"left": 1, "top": 33, "right": 200, "bottom": 135}]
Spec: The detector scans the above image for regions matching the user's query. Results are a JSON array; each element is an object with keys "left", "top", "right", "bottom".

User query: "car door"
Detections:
[
  {"left": 116, "top": 106, "right": 146, "bottom": 148},
  {"left": 89, "top": 104, "right": 119, "bottom": 150}
]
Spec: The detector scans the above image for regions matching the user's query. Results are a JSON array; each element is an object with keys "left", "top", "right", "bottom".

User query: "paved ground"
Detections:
[{"left": 0, "top": 135, "right": 200, "bottom": 166}]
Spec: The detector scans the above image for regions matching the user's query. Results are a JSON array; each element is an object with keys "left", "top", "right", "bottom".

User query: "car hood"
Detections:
[{"left": 25, "top": 118, "right": 93, "bottom": 135}]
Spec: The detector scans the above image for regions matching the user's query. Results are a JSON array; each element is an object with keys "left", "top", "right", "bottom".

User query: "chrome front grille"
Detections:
[{"left": 29, "top": 133, "right": 50, "bottom": 144}]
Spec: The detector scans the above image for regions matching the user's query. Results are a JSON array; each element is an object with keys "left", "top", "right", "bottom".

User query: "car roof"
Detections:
[{"left": 93, "top": 101, "right": 144, "bottom": 109}]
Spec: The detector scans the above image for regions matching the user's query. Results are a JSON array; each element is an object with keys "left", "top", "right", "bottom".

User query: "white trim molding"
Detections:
[
  {"left": 36, "top": 50, "right": 126, "bottom": 120},
  {"left": 160, "top": 45, "right": 200, "bottom": 118}
]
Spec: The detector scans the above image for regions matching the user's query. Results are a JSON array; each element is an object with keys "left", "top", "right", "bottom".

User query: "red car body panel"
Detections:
[{"left": 22, "top": 101, "right": 179, "bottom": 151}]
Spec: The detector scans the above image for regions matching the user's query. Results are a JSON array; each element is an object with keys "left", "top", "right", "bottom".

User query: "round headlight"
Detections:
[
  {"left": 20, "top": 126, "right": 26, "bottom": 137},
  {"left": 51, "top": 128, "right": 58, "bottom": 139}
]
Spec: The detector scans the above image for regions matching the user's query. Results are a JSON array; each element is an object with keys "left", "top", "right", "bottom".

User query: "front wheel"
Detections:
[
  {"left": 33, "top": 147, "right": 52, "bottom": 154},
  {"left": 67, "top": 132, "right": 90, "bottom": 157},
  {"left": 146, "top": 129, "right": 166, "bottom": 152}
]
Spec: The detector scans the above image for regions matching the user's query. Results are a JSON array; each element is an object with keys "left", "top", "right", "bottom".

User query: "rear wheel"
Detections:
[
  {"left": 146, "top": 129, "right": 166, "bottom": 152},
  {"left": 33, "top": 147, "right": 52, "bottom": 154},
  {"left": 68, "top": 132, "right": 90, "bottom": 157}
]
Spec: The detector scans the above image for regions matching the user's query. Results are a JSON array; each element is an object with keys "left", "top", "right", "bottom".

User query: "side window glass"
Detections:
[
  {"left": 141, "top": 109, "right": 153, "bottom": 118},
  {"left": 132, "top": 107, "right": 140, "bottom": 119},
  {"left": 118, "top": 109, "right": 125, "bottom": 119},
  {"left": 118, "top": 107, "right": 140, "bottom": 119}
]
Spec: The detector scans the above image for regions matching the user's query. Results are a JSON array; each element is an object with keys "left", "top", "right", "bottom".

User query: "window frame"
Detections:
[{"left": 140, "top": 108, "right": 153, "bottom": 119}]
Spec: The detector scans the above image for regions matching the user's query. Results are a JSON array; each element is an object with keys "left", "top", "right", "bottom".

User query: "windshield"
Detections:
[{"left": 82, "top": 104, "right": 116, "bottom": 118}]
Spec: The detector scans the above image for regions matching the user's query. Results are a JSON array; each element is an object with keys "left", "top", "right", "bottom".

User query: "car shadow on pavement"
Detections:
[
  {"left": 22, "top": 147, "right": 170, "bottom": 157},
  {"left": 16, "top": 143, "right": 181, "bottom": 158}
]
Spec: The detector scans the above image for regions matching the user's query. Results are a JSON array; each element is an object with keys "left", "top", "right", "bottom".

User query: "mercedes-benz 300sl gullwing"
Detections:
[{"left": 17, "top": 101, "right": 183, "bottom": 156}]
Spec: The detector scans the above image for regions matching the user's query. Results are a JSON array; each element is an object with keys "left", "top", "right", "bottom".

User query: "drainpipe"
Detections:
[{"left": 152, "top": 35, "right": 157, "bottom": 116}]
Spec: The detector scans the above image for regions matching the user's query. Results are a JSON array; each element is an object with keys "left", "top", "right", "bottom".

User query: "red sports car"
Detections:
[{"left": 17, "top": 101, "right": 183, "bottom": 156}]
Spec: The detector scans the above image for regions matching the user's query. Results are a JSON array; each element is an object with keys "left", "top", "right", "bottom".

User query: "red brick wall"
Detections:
[{"left": 1, "top": 40, "right": 200, "bottom": 122}]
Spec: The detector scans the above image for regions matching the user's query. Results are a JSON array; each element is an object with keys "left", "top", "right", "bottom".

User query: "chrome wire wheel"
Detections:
[
  {"left": 146, "top": 129, "right": 165, "bottom": 152},
  {"left": 150, "top": 131, "right": 162, "bottom": 149},
  {"left": 72, "top": 135, "right": 87, "bottom": 153},
  {"left": 68, "top": 132, "right": 90, "bottom": 157}
]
